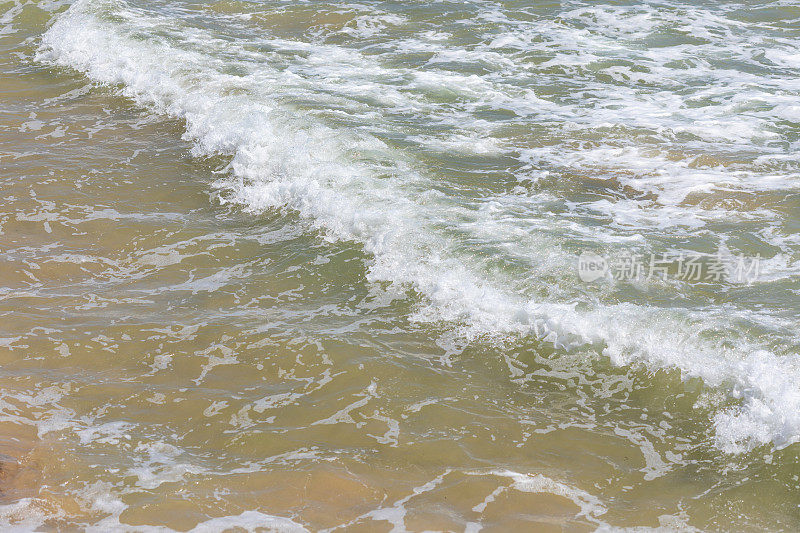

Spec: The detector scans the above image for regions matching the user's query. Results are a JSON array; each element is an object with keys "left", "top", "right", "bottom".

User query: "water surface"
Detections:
[{"left": 0, "top": 0, "right": 799, "bottom": 529}]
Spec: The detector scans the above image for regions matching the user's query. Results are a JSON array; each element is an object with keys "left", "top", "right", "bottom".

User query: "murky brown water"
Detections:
[{"left": 1, "top": 0, "right": 799, "bottom": 530}]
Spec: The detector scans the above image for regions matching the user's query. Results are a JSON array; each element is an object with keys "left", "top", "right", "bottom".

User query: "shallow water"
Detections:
[{"left": 0, "top": 0, "right": 799, "bottom": 530}]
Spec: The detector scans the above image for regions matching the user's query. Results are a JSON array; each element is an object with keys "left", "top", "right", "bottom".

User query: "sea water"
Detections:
[{"left": 0, "top": 0, "right": 798, "bottom": 529}]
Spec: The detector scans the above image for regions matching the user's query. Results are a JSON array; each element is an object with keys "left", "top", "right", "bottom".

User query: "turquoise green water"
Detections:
[{"left": 0, "top": 0, "right": 799, "bottom": 530}]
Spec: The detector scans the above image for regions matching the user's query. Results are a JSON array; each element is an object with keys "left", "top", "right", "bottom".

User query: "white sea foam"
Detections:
[
  {"left": 470, "top": 469, "right": 607, "bottom": 519},
  {"left": 188, "top": 511, "right": 308, "bottom": 533},
  {"left": 38, "top": 0, "right": 800, "bottom": 454},
  {"left": 74, "top": 478, "right": 308, "bottom": 532}
]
